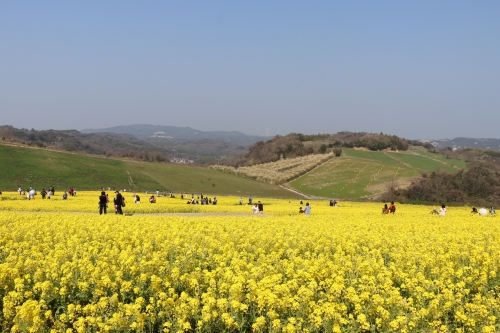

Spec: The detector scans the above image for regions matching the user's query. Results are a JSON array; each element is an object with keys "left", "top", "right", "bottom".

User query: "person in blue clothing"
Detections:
[{"left": 304, "top": 202, "right": 311, "bottom": 215}]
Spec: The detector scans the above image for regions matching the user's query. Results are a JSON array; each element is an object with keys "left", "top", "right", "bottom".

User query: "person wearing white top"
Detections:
[
  {"left": 439, "top": 204, "right": 446, "bottom": 216},
  {"left": 304, "top": 202, "right": 311, "bottom": 215},
  {"left": 252, "top": 204, "right": 259, "bottom": 214}
]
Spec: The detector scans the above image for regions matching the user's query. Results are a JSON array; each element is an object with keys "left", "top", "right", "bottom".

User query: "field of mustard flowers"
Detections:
[{"left": 1, "top": 191, "right": 500, "bottom": 332}]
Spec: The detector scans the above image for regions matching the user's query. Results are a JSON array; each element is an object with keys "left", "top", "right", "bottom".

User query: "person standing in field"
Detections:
[
  {"left": 114, "top": 191, "right": 124, "bottom": 215},
  {"left": 252, "top": 204, "right": 259, "bottom": 214},
  {"left": 304, "top": 202, "right": 311, "bottom": 215},
  {"left": 99, "top": 191, "right": 108, "bottom": 215},
  {"left": 257, "top": 201, "right": 264, "bottom": 213},
  {"left": 439, "top": 204, "right": 446, "bottom": 216},
  {"left": 388, "top": 201, "right": 396, "bottom": 214}
]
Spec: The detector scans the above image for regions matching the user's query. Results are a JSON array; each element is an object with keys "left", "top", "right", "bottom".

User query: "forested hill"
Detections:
[
  {"left": 228, "top": 132, "right": 421, "bottom": 167},
  {"left": 0, "top": 125, "right": 262, "bottom": 164}
]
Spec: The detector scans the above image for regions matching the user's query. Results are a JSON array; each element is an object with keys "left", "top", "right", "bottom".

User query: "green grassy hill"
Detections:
[
  {"left": 289, "top": 148, "right": 465, "bottom": 199},
  {"left": 0, "top": 143, "right": 296, "bottom": 197}
]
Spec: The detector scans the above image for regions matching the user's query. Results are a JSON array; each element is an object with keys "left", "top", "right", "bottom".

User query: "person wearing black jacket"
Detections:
[
  {"left": 114, "top": 191, "right": 124, "bottom": 215},
  {"left": 99, "top": 191, "right": 108, "bottom": 215},
  {"left": 257, "top": 201, "right": 264, "bottom": 214}
]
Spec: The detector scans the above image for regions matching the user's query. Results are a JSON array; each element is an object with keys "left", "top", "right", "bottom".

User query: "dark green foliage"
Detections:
[
  {"left": 228, "top": 131, "right": 412, "bottom": 167},
  {"left": 386, "top": 161, "right": 500, "bottom": 205}
]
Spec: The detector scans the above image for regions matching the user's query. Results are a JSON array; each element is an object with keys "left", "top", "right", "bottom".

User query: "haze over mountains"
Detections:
[
  {"left": 84, "top": 124, "right": 500, "bottom": 151},
  {"left": 83, "top": 124, "right": 269, "bottom": 146},
  {"left": 424, "top": 138, "right": 500, "bottom": 150}
]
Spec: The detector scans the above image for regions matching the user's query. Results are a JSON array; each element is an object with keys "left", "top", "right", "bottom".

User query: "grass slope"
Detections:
[
  {"left": 290, "top": 148, "right": 465, "bottom": 199},
  {"left": 0, "top": 144, "right": 296, "bottom": 197}
]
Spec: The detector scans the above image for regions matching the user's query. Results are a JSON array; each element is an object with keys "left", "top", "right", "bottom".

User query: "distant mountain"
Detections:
[
  {"left": 0, "top": 125, "right": 265, "bottom": 164},
  {"left": 422, "top": 137, "right": 500, "bottom": 150},
  {"left": 82, "top": 124, "right": 269, "bottom": 145}
]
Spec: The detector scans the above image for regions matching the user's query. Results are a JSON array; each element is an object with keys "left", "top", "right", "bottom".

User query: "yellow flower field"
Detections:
[{"left": 1, "top": 191, "right": 500, "bottom": 332}]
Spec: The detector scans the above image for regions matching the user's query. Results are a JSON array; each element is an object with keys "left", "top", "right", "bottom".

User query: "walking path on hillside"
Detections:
[
  {"left": 277, "top": 155, "right": 339, "bottom": 199},
  {"left": 415, "top": 153, "right": 461, "bottom": 169},
  {"left": 278, "top": 184, "right": 312, "bottom": 199},
  {"left": 383, "top": 152, "right": 413, "bottom": 168}
]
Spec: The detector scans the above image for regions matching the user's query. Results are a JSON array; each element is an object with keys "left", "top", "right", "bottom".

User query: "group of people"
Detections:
[
  {"left": 132, "top": 193, "right": 158, "bottom": 204},
  {"left": 187, "top": 195, "right": 217, "bottom": 205},
  {"left": 430, "top": 205, "right": 447, "bottom": 216},
  {"left": 98, "top": 190, "right": 125, "bottom": 215},
  {"left": 238, "top": 196, "right": 259, "bottom": 206},
  {"left": 382, "top": 202, "right": 397, "bottom": 214},
  {"left": 299, "top": 202, "right": 311, "bottom": 215},
  {"left": 252, "top": 201, "right": 264, "bottom": 214},
  {"left": 471, "top": 206, "right": 496, "bottom": 216},
  {"left": 18, "top": 185, "right": 66, "bottom": 200},
  {"left": 153, "top": 190, "right": 174, "bottom": 198}
]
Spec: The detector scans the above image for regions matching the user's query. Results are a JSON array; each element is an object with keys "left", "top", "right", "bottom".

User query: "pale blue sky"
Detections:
[{"left": 1, "top": 1, "right": 499, "bottom": 139}]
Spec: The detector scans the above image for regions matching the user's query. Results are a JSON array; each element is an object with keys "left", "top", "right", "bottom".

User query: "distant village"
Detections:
[
  {"left": 150, "top": 132, "right": 194, "bottom": 163},
  {"left": 169, "top": 157, "right": 194, "bottom": 164}
]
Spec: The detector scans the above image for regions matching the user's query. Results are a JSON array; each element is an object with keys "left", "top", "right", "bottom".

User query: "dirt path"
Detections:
[
  {"left": 383, "top": 152, "right": 413, "bottom": 168},
  {"left": 0, "top": 210, "right": 269, "bottom": 217},
  {"left": 416, "top": 154, "right": 460, "bottom": 169},
  {"left": 278, "top": 184, "right": 312, "bottom": 199},
  {"left": 277, "top": 155, "right": 339, "bottom": 199}
]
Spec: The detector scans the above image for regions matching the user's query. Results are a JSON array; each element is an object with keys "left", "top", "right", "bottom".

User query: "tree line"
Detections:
[
  {"left": 384, "top": 160, "right": 500, "bottom": 206},
  {"left": 228, "top": 132, "right": 413, "bottom": 167}
]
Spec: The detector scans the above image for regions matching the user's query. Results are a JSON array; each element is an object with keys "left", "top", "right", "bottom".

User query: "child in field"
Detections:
[
  {"left": 439, "top": 204, "right": 446, "bottom": 216},
  {"left": 382, "top": 204, "right": 389, "bottom": 214},
  {"left": 252, "top": 204, "right": 259, "bottom": 214}
]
